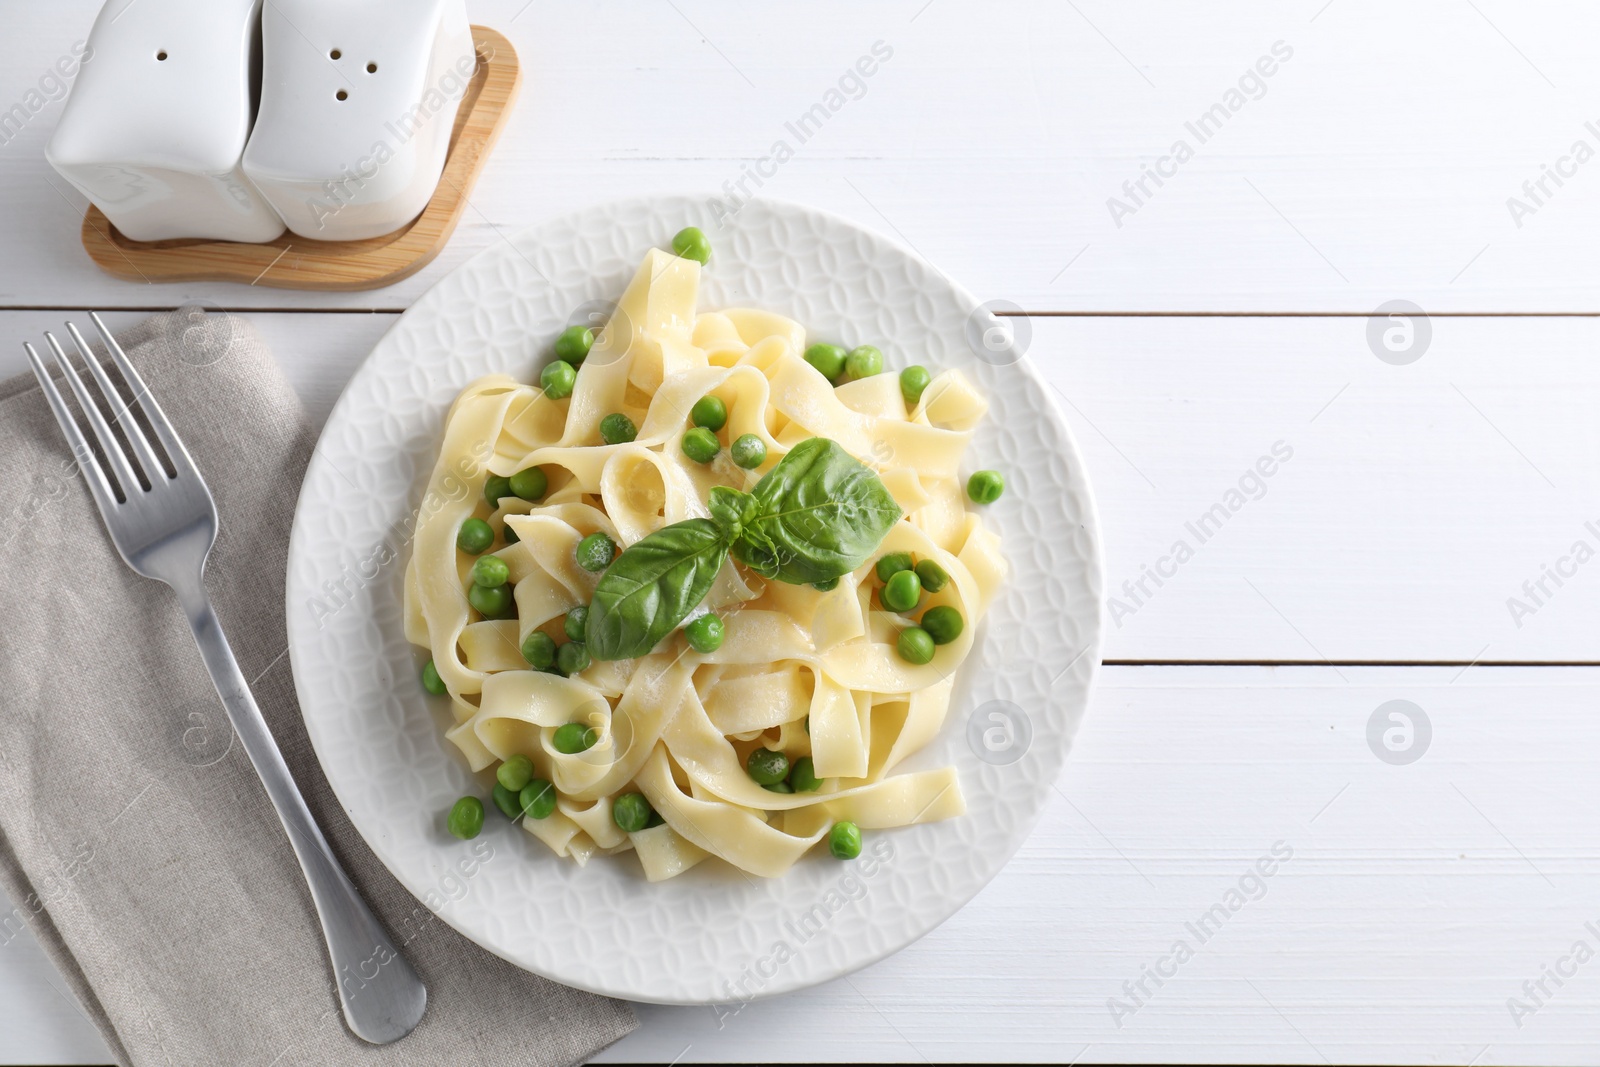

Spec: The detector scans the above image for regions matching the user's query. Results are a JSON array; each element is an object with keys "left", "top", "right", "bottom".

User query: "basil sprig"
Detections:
[
  {"left": 726, "top": 437, "right": 904, "bottom": 584},
  {"left": 585, "top": 438, "right": 902, "bottom": 661},
  {"left": 584, "top": 518, "right": 731, "bottom": 662}
]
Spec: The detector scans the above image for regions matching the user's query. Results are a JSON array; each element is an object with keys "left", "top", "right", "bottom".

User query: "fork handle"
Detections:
[{"left": 176, "top": 583, "right": 427, "bottom": 1044}]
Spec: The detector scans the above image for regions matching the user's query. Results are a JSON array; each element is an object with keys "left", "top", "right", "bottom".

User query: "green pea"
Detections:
[
  {"left": 803, "top": 343, "right": 847, "bottom": 381},
  {"left": 447, "top": 796, "right": 484, "bottom": 840},
  {"left": 502, "top": 522, "right": 520, "bottom": 546},
  {"left": 492, "top": 782, "right": 521, "bottom": 820},
  {"left": 564, "top": 605, "right": 589, "bottom": 643},
  {"left": 646, "top": 810, "right": 665, "bottom": 828},
  {"left": 881, "top": 569, "right": 922, "bottom": 612},
  {"left": 811, "top": 577, "right": 840, "bottom": 592},
  {"left": 896, "top": 626, "right": 935, "bottom": 665},
  {"left": 552, "top": 722, "right": 597, "bottom": 754},
  {"left": 690, "top": 394, "right": 727, "bottom": 432},
  {"left": 555, "top": 325, "right": 594, "bottom": 365},
  {"left": 496, "top": 754, "right": 534, "bottom": 793},
  {"left": 472, "top": 554, "right": 509, "bottom": 588},
  {"left": 575, "top": 531, "right": 616, "bottom": 572},
  {"left": 556, "top": 641, "right": 590, "bottom": 676},
  {"left": 457, "top": 517, "right": 493, "bottom": 554},
  {"left": 763, "top": 781, "right": 794, "bottom": 793},
  {"left": 921, "top": 605, "right": 964, "bottom": 645},
  {"left": 790, "top": 756, "right": 821, "bottom": 793},
  {"left": 845, "top": 345, "right": 883, "bottom": 380},
  {"left": 612, "top": 793, "right": 654, "bottom": 832},
  {"left": 510, "top": 466, "right": 547, "bottom": 500},
  {"left": 730, "top": 433, "right": 767, "bottom": 469},
  {"left": 876, "top": 550, "right": 915, "bottom": 585},
  {"left": 681, "top": 427, "right": 720, "bottom": 464},
  {"left": 540, "top": 359, "right": 577, "bottom": 399},
  {"left": 519, "top": 778, "right": 557, "bottom": 819},
  {"left": 685, "top": 613, "right": 724, "bottom": 653},
  {"left": 803, "top": 715, "right": 811, "bottom": 733},
  {"left": 875, "top": 552, "right": 913, "bottom": 582},
  {"left": 484, "top": 474, "right": 512, "bottom": 508},
  {"left": 828, "top": 820, "right": 862, "bottom": 859},
  {"left": 967, "top": 469, "right": 1004, "bottom": 504},
  {"left": 900, "top": 364, "right": 932, "bottom": 406},
  {"left": 520, "top": 629, "right": 556, "bottom": 669},
  {"left": 421, "top": 659, "right": 446, "bottom": 695},
  {"left": 600, "top": 412, "right": 637, "bottom": 444},
  {"left": 672, "top": 226, "right": 711, "bottom": 264},
  {"left": 913, "top": 559, "right": 950, "bottom": 593},
  {"left": 468, "top": 582, "right": 514, "bottom": 619},
  {"left": 746, "top": 747, "right": 789, "bottom": 786}
]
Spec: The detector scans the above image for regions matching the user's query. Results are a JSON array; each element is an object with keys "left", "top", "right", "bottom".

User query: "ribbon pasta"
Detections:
[{"left": 405, "top": 246, "right": 1006, "bottom": 879}]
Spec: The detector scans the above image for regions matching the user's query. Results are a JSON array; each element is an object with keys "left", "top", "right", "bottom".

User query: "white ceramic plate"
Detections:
[{"left": 286, "top": 196, "right": 1103, "bottom": 1004}]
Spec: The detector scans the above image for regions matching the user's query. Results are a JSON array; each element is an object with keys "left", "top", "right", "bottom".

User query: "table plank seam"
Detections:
[
  {"left": 1103, "top": 659, "right": 1600, "bottom": 667},
  {"left": 11, "top": 306, "right": 1600, "bottom": 318}
]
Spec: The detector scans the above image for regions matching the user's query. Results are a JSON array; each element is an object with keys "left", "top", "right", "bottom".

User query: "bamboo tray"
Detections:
[{"left": 79, "top": 25, "right": 519, "bottom": 291}]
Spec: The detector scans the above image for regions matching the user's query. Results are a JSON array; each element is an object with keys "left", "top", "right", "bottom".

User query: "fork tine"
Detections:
[
  {"left": 22, "top": 342, "right": 123, "bottom": 516},
  {"left": 89, "top": 311, "right": 201, "bottom": 482},
  {"left": 43, "top": 331, "right": 144, "bottom": 495},
  {"left": 65, "top": 320, "right": 169, "bottom": 482}
]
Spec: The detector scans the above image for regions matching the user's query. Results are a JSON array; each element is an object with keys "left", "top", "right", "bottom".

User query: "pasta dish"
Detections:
[{"left": 405, "top": 228, "right": 1006, "bottom": 879}]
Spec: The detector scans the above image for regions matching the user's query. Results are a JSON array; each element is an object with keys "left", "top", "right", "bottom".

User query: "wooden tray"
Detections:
[{"left": 79, "top": 26, "right": 519, "bottom": 291}]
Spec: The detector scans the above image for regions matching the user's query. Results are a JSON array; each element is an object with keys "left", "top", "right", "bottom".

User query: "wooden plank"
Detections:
[
  {"left": 3, "top": 1, "right": 1600, "bottom": 311},
  {"left": 592, "top": 665, "right": 1600, "bottom": 1065},
  {"left": 1038, "top": 314, "right": 1600, "bottom": 663},
  {"left": 5, "top": 665, "right": 1593, "bottom": 1064},
  {"left": 0, "top": 917, "right": 110, "bottom": 1065}
]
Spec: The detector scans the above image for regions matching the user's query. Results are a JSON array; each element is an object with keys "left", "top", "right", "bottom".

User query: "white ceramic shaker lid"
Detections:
[{"left": 47, "top": 0, "right": 286, "bottom": 243}]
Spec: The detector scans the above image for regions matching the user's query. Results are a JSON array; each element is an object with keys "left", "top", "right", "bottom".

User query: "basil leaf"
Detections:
[
  {"left": 585, "top": 518, "right": 731, "bottom": 661},
  {"left": 730, "top": 437, "right": 902, "bottom": 585},
  {"left": 707, "top": 485, "right": 754, "bottom": 542}
]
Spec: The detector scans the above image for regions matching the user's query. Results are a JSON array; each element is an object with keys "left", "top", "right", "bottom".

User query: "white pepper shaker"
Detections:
[{"left": 242, "top": 0, "right": 474, "bottom": 242}]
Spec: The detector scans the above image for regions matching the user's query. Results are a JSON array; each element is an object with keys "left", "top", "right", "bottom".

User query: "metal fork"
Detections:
[{"left": 23, "top": 314, "right": 426, "bottom": 1045}]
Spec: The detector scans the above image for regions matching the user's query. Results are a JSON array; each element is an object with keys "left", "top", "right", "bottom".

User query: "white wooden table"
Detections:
[{"left": 3, "top": 1, "right": 1598, "bottom": 1062}]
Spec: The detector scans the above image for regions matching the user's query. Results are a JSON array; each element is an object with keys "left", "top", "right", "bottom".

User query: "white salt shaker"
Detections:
[
  {"left": 46, "top": 0, "right": 286, "bottom": 243},
  {"left": 242, "top": 0, "right": 474, "bottom": 241}
]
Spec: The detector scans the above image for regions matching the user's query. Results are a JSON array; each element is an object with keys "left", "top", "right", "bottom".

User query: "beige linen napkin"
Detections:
[{"left": 0, "top": 312, "right": 635, "bottom": 1066}]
